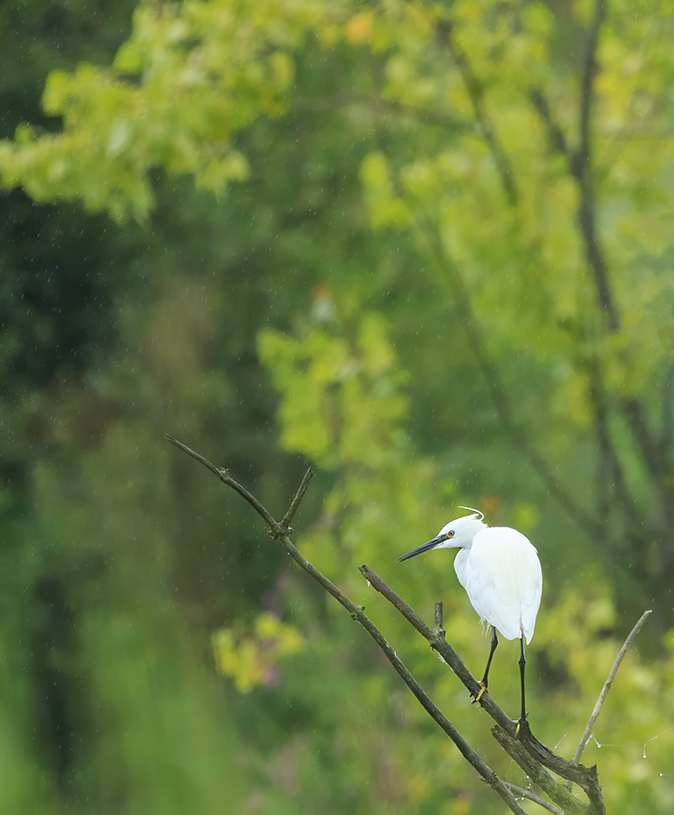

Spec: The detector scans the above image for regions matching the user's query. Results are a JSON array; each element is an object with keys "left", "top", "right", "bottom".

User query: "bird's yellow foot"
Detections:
[
  {"left": 515, "top": 716, "right": 528, "bottom": 737},
  {"left": 474, "top": 682, "right": 488, "bottom": 704}
]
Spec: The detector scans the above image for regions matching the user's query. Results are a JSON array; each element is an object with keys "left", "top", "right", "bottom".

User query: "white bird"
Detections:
[{"left": 397, "top": 507, "right": 542, "bottom": 726}]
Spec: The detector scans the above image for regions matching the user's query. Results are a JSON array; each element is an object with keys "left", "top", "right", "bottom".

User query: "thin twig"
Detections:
[
  {"left": 504, "top": 782, "right": 566, "bottom": 815},
  {"left": 280, "top": 467, "right": 314, "bottom": 532},
  {"left": 165, "top": 435, "right": 528, "bottom": 815},
  {"left": 434, "top": 601, "right": 444, "bottom": 631},
  {"left": 164, "top": 434, "right": 277, "bottom": 527},
  {"left": 572, "top": 609, "right": 652, "bottom": 765}
]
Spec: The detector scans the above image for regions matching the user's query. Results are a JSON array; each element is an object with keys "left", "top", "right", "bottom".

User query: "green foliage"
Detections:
[
  {"left": 213, "top": 612, "right": 304, "bottom": 693},
  {"left": 259, "top": 313, "right": 408, "bottom": 468},
  {"left": 0, "top": 0, "right": 331, "bottom": 220}
]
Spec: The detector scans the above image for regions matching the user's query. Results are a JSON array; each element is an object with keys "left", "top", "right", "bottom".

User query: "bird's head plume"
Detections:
[{"left": 397, "top": 509, "right": 487, "bottom": 562}]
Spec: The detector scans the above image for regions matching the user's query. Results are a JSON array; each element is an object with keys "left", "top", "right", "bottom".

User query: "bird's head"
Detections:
[{"left": 396, "top": 508, "right": 487, "bottom": 562}]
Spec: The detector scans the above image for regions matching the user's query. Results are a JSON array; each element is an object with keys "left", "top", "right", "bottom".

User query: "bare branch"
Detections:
[
  {"left": 434, "top": 601, "right": 444, "bottom": 631},
  {"left": 280, "top": 467, "right": 314, "bottom": 532},
  {"left": 166, "top": 435, "right": 528, "bottom": 815},
  {"left": 504, "top": 782, "right": 566, "bottom": 815},
  {"left": 572, "top": 609, "right": 652, "bottom": 765},
  {"left": 360, "top": 564, "right": 511, "bottom": 729},
  {"left": 493, "top": 727, "right": 594, "bottom": 815},
  {"left": 168, "top": 435, "right": 610, "bottom": 813},
  {"left": 164, "top": 434, "right": 277, "bottom": 527}
]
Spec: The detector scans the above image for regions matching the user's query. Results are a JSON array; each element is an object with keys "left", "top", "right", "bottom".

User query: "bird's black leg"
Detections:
[
  {"left": 475, "top": 627, "right": 498, "bottom": 703},
  {"left": 516, "top": 636, "right": 526, "bottom": 733}
]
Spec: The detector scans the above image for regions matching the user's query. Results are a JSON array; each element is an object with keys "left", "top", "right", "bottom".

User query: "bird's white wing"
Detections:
[{"left": 454, "top": 527, "right": 542, "bottom": 642}]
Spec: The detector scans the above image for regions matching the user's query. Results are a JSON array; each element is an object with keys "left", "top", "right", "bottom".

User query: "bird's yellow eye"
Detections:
[{"left": 446, "top": 531, "right": 455, "bottom": 539}]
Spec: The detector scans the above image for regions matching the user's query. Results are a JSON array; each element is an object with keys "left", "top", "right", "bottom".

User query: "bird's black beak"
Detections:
[{"left": 396, "top": 537, "right": 443, "bottom": 563}]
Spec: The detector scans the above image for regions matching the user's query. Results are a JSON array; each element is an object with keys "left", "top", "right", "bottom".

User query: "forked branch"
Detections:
[
  {"left": 165, "top": 434, "right": 526, "bottom": 814},
  {"left": 166, "top": 435, "right": 614, "bottom": 815},
  {"left": 572, "top": 609, "right": 652, "bottom": 765}
]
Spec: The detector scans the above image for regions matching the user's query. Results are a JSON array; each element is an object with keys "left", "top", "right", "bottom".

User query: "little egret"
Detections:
[{"left": 397, "top": 508, "right": 542, "bottom": 726}]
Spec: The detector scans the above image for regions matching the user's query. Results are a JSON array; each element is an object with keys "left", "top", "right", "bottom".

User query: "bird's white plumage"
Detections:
[
  {"left": 396, "top": 510, "right": 542, "bottom": 722},
  {"left": 398, "top": 512, "right": 542, "bottom": 643},
  {"left": 453, "top": 527, "right": 542, "bottom": 643}
]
